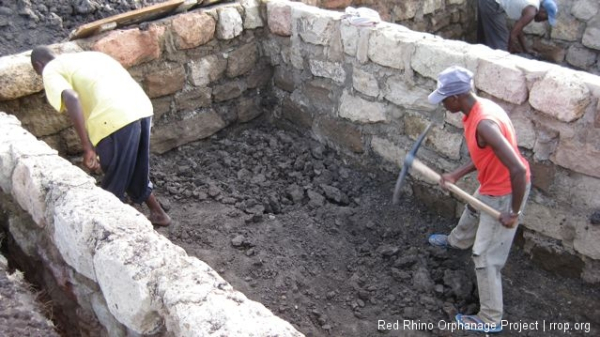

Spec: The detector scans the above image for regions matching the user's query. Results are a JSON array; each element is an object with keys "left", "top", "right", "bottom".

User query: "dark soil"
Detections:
[
  {"left": 146, "top": 120, "right": 600, "bottom": 337},
  {"left": 0, "top": 0, "right": 168, "bottom": 56}
]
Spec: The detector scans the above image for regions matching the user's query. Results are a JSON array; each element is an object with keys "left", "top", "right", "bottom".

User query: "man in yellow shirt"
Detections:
[{"left": 31, "top": 46, "right": 170, "bottom": 226}]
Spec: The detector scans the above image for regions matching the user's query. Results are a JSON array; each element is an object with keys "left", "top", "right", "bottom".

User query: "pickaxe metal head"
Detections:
[{"left": 392, "top": 122, "right": 433, "bottom": 205}]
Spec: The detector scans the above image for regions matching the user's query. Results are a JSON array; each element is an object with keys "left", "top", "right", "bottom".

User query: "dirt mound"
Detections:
[
  {"left": 149, "top": 121, "right": 600, "bottom": 336},
  {"left": 0, "top": 0, "right": 168, "bottom": 56}
]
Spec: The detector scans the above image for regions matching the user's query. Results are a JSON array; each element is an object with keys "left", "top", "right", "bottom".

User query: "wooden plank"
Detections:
[{"left": 69, "top": 0, "right": 188, "bottom": 40}]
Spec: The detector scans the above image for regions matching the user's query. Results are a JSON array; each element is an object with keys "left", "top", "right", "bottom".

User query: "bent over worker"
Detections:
[
  {"left": 427, "top": 66, "right": 531, "bottom": 333},
  {"left": 31, "top": 46, "right": 171, "bottom": 227},
  {"left": 478, "top": 0, "right": 557, "bottom": 54}
]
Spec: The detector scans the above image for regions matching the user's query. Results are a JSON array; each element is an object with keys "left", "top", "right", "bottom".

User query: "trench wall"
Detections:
[
  {"left": 0, "top": 0, "right": 599, "bottom": 334},
  {"left": 263, "top": 0, "right": 600, "bottom": 283},
  {"left": 296, "top": 0, "right": 600, "bottom": 75},
  {"left": 0, "top": 1, "right": 303, "bottom": 336}
]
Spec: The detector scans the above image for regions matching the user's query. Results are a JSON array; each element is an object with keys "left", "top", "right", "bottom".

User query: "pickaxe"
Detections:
[{"left": 392, "top": 123, "right": 501, "bottom": 219}]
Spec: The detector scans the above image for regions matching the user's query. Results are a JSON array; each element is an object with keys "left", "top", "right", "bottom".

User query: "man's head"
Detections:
[
  {"left": 30, "top": 46, "right": 56, "bottom": 75},
  {"left": 428, "top": 66, "right": 474, "bottom": 112},
  {"left": 535, "top": 0, "right": 557, "bottom": 26}
]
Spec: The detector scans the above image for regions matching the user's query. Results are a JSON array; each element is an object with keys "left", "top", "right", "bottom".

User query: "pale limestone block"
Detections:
[
  {"left": 574, "top": 219, "right": 600, "bottom": 260},
  {"left": 352, "top": 66, "right": 379, "bottom": 97},
  {"left": 582, "top": 17, "right": 600, "bottom": 51},
  {"left": 405, "top": 114, "right": 462, "bottom": 160},
  {"left": 463, "top": 43, "right": 507, "bottom": 73},
  {"left": 566, "top": 46, "right": 598, "bottom": 70},
  {"left": 92, "top": 24, "right": 164, "bottom": 68},
  {"left": 94, "top": 234, "right": 187, "bottom": 334},
  {"left": 554, "top": 170, "right": 600, "bottom": 209},
  {"left": 444, "top": 111, "right": 463, "bottom": 129},
  {"left": 448, "top": 0, "right": 465, "bottom": 5},
  {"left": 514, "top": 57, "right": 557, "bottom": 90},
  {"left": 241, "top": 0, "right": 263, "bottom": 29},
  {"left": 160, "top": 256, "right": 302, "bottom": 337},
  {"left": 551, "top": 15, "right": 583, "bottom": 42},
  {"left": 522, "top": 201, "right": 571, "bottom": 242},
  {"left": 308, "top": 59, "right": 345, "bottom": 84},
  {"left": 510, "top": 108, "right": 536, "bottom": 149},
  {"left": 188, "top": 55, "right": 227, "bottom": 87},
  {"left": 52, "top": 188, "right": 154, "bottom": 281},
  {"left": 338, "top": 91, "right": 386, "bottom": 123},
  {"left": 368, "top": 25, "right": 422, "bottom": 70},
  {"left": 0, "top": 50, "right": 43, "bottom": 100},
  {"left": 171, "top": 12, "right": 216, "bottom": 49},
  {"left": 290, "top": 36, "right": 304, "bottom": 69},
  {"left": 384, "top": 76, "right": 436, "bottom": 112},
  {"left": 0, "top": 42, "right": 83, "bottom": 100},
  {"left": 340, "top": 20, "right": 358, "bottom": 56},
  {"left": 552, "top": 139, "right": 600, "bottom": 179},
  {"left": 292, "top": 4, "right": 341, "bottom": 46},
  {"left": 392, "top": 2, "right": 418, "bottom": 20},
  {"left": 412, "top": 38, "right": 469, "bottom": 80},
  {"left": 91, "top": 294, "right": 128, "bottom": 337},
  {"left": 371, "top": 136, "right": 405, "bottom": 168},
  {"left": 571, "top": 0, "right": 599, "bottom": 21},
  {"left": 577, "top": 70, "right": 600, "bottom": 98},
  {"left": 168, "top": 293, "right": 303, "bottom": 336},
  {"left": 216, "top": 7, "right": 243, "bottom": 40},
  {"left": 12, "top": 155, "right": 94, "bottom": 227},
  {"left": 477, "top": 57, "right": 528, "bottom": 104},
  {"left": 423, "top": 0, "right": 443, "bottom": 15},
  {"left": 356, "top": 27, "right": 372, "bottom": 64},
  {"left": 427, "top": 126, "right": 463, "bottom": 161},
  {"left": 529, "top": 69, "right": 591, "bottom": 122},
  {"left": 0, "top": 124, "right": 38, "bottom": 192},
  {"left": 151, "top": 109, "right": 226, "bottom": 154},
  {"left": 267, "top": 0, "right": 293, "bottom": 36}
]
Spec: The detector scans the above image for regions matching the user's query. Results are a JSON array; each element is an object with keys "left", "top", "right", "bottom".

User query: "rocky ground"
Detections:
[{"left": 146, "top": 120, "right": 600, "bottom": 337}]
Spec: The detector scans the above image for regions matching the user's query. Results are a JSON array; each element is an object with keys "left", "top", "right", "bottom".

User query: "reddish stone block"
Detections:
[{"left": 92, "top": 25, "right": 165, "bottom": 68}]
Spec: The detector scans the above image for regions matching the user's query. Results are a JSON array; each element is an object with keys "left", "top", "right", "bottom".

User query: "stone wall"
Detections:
[
  {"left": 265, "top": 0, "right": 600, "bottom": 283},
  {"left": 295, "top": 0, "right": 600, "bottom": 75},
  {"left": 0, "top": 112, "right": 303, "bottom": 336},
  {"left": 0, "top": 0, "right": 272, "bottom": 155},
  {"left": 295, "top": 0, "right": 477, "bottom": 41}
]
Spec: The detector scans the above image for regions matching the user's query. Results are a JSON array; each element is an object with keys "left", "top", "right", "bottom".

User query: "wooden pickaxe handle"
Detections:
[{"left": 411, "top": 158, "right": 502, "bottom": 219}]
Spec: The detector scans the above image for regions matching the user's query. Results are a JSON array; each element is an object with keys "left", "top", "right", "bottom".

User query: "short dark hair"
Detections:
[{"left": 31, "top": 46, "right": 56, "bottom": 65}]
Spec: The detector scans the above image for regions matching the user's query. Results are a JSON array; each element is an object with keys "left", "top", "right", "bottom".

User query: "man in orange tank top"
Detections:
[{"left": 427, "top": 66, "right": 531, "bottom": 333}]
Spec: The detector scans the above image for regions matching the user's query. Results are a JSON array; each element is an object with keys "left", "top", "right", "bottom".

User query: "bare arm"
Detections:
[
  {"left": 477, "top": 120, "right": 527, "bottom": 227},
  {"left": 509, "top": 6, "right": 537, "bottom": 53},
  {"left": 62, "top": 89, "right": 99, "bottom": 171}
]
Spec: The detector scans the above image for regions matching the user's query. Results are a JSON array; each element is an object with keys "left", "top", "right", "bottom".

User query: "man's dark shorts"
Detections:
[{"left": 95, "top": 116, "right": 153, "bottom": 204}]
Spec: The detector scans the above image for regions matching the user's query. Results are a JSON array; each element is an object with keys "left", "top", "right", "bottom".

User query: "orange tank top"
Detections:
[{"left": 463, "top": 99, "right": 530, "bottom": 196}]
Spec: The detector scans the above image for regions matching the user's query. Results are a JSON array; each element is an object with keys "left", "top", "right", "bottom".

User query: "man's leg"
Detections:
[
  {"left": 126, "top": 117, "right": 170, "bottom": 226},
  {"left": 447, "top": 188, "right": 483, "bottom": 249},
  {"left": 477, "top": 0, "right": 509, "bottom": 50},
  {"left": 472, "top": 185, "right": 531, "bottom": 324}
]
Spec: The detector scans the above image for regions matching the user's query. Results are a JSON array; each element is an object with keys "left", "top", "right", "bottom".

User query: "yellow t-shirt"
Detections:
[{"left": 42, "top": 51, "right": 153, "bottom": 146}]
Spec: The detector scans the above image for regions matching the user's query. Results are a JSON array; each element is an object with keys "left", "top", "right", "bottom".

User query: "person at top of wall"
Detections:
[
  {"left": 427, "top": 66, "right": 531, "bottom": 333},
  {"left": 30, "top": 46, "right": 171, "bottom": 227},
  {"left": 478, "top": 0, "right": 557, "bottom": 55}
]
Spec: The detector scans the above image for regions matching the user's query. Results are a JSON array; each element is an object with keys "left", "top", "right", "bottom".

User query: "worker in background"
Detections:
[
  {"left": 478, "top": 0, "right": 558, "bottom": 55},
  {"left": 30, "top": 46, "right": 171, "bottom": 227}
]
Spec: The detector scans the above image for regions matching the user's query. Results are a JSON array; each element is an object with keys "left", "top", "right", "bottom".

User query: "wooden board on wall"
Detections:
[{"left": 68, "top": 0, "right": 190, "bottom": 40}]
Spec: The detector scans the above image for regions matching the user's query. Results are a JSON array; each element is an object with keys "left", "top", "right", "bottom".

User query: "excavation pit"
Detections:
[{"left": 1, "top": 1, "right": 600, "bottom": 336}]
